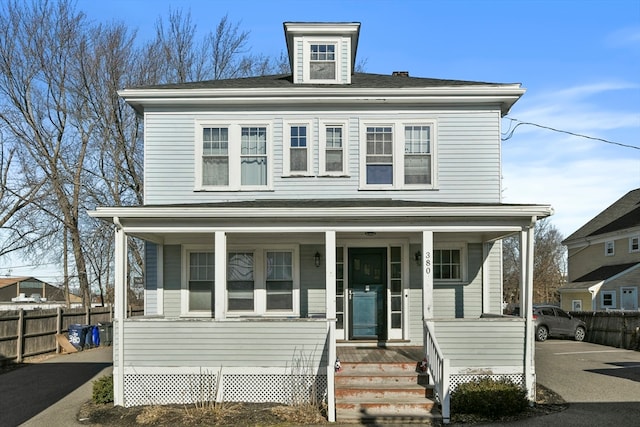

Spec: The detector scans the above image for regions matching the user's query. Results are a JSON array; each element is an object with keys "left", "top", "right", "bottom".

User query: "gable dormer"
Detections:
[{"left": 284, "top": 22, "right": 360, "bottom": 85}]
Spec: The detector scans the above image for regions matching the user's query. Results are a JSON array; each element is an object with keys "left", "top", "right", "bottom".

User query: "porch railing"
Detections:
[{"left": 423, "top": 320, "right": 451, "bottom": 423}]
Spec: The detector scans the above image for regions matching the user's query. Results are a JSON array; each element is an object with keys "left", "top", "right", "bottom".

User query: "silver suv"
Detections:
[{"left": 533, "top": 305, "right": 586, "bottom": 342}]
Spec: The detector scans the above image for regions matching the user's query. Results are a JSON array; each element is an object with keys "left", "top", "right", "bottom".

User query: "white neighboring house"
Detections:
[{"left": 90, "top": 22, "right": 551, "bottom": 423}]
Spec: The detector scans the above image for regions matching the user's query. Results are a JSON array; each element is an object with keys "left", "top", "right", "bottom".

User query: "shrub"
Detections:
[
  {"left": 92, "top": 374, "right": 114, "bottom": 404},
  {"left": 450, "top": 377, "right": 528, "bottom": 419}
]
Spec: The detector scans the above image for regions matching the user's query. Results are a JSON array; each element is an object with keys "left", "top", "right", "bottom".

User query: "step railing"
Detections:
[{"left": 423, "top": 320, "right": 451, "bottom": 424}]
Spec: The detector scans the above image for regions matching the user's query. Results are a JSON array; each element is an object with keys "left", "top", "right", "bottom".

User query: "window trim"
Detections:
[
  {"left": 601, "top": 290, "right": 616, "bottom": 309},
  {"left": 629, "top": 236, "right": 639, "bottom": 253},
  {"left": 195, "top": 120, "right": 272, "bottom": 191},
  {"left": 319, "top": 120, "right": 348, "bottom": 176},
  {"left": 283, "top": 120, "right": 313, "bottom": 177},
  {"left": 359, "top": 120, "right": 437, "bottom": 190},
  {"left": 303, "top": 39, "right": 341, "bottom": 84},
  {"left": 433, "top": 244, "right": 467, "bottom": 283},
  {"left": 605, "top": 240, "right": 615, "bottom": 256}
]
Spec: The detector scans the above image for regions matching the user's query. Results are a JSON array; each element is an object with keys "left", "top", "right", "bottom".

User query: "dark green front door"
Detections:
[{"left": 349, "top": 248, "right": 386, "bottom": 340}]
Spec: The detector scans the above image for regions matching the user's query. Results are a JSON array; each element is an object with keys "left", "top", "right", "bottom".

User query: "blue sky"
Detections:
[{"left": 5, "top": 0, "right": 639, "bottom": 279}]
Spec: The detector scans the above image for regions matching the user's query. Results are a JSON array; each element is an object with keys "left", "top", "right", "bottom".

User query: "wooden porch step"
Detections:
[{"left": 335, "top": 359, "right": 440, "bottom": 424}]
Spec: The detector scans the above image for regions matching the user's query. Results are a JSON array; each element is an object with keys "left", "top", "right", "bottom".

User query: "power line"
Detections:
[{"left": 502, "top": 117, "right": 640, "bottom": 151}]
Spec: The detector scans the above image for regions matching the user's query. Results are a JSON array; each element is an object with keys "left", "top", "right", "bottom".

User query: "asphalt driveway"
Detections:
[
  {"left": 477, "top": 340, "right": 640, "bottom": 426},
  {"left": 0, "top": 346, "right": 112, "bottom": 427}
]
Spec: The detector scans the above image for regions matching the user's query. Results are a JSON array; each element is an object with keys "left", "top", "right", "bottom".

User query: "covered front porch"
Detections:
[{"left": 90, "top": 200, "right": 550, "bottom": 422}]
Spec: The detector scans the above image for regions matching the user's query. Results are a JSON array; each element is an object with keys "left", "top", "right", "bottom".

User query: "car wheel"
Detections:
[
  {"left": 574, "top": 327, "right": 585, "bottom": 342},
  {"left": 536, "top": 326, "right": 548, "bottom": 342}
]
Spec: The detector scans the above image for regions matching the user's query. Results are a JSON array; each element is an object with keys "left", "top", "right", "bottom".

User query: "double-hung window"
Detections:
[
  {"left": 196, "top": 122, "right": 270, "bottom": 190},
  {"left": 310, "top": 43, "right": 336, "bottom": 81},
  {"left": 227, "top": 252, "right": 255, "bottom": 311},
  {"left": 226, "top": 247, "right": 299, "bottom": 316},
  {"left": 360, "top": 121, "right": 436, "bottom": 189},
  {"left": 284, "top": 122, "right": 311, "bottom": 175},
  {"left": 601, "top": 291, "right": 616, "bottom": 309},
  {"left": 182, "top": 247, "right": 215, "bottom": 317},
  {"left": 319, "top": 121, "right": 347, "bottom": 175},
  {"left": 404, "top": 125, "right": 432, "bottom": 184},
  {"left": 630, "top": 236, "right": 639, "bottom": 253},
  {"left": 605, "top": 241, "right": 615, "bottom": 256}
]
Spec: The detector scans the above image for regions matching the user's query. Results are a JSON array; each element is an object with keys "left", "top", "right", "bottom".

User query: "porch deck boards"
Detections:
[{"left": 336, "top": 346, "right": 424, "bottom": 363}]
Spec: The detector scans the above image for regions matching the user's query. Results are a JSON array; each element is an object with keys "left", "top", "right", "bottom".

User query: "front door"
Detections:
[{"left": 348, "top": 248, "right": 386, "bottom": 340}]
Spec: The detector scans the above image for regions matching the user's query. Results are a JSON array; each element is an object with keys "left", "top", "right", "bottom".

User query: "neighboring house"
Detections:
[
  {"left": 560, "top": 188, "right": 640, "bottom": 312},
  {"left": 0, "top": 277, "right": 80, "bottom": 303},
  {"left": 90, "top": 22, "right": 551, "bottom": 422}
]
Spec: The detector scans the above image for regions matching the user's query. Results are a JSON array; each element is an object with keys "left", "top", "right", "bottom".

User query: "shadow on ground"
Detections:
[{"left": 0, "top": 361, "right": 111, "bottom": 426}]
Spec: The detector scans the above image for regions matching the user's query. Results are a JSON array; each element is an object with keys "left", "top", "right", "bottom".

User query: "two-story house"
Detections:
[
  {"left": 560, "top": 188, "right": 640, "bottom": 312},
  {"left": 90, "top": 22, "right": 552, "bottom": 423}
]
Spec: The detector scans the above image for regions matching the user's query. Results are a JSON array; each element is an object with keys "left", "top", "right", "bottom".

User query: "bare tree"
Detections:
[{"left": 503, "top": 218, "right": 566, "bottom": 308}]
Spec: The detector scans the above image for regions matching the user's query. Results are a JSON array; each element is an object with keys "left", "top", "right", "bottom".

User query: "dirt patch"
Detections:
[{"left": 78, "top": 401, "right": 328, "bottom": 426}]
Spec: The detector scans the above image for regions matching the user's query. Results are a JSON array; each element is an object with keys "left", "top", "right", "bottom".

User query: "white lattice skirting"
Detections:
[
  {"left": 449, "top": 373, "right": 525, "bottom": 392},
  {"left": 122, "top": 367, "right": 328, "bottom": 407}
]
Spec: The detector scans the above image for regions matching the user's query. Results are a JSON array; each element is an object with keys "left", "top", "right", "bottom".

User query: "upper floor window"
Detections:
[
  {"left": 284, "top": 123, "right": 311, "bottom": 176},
  {"left": 320, "top": 122, "right": 347, "bottom": 175},
  {"left": 196, "top": 122, "right": 270, "bottom": 190},
  {"left": 605, "top": 240, "right": 615, "bottom": 256},
  {"left": 360, "top": 121, "right": 436, "bottom": 189},
  {"left": 630, "top": 236, "right": 639, "bottom": 253},
  {"left": 310, "top": 43, "right": 336, "bottom": 80}
]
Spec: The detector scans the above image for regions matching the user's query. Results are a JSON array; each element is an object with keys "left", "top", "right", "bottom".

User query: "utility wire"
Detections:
[{"left": 502, "top": 117, "right": 640, "bottom": 151}]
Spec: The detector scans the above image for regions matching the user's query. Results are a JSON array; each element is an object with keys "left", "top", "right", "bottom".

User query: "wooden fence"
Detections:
[
  {"left": 0, "top": 306, "right": 143, "bottom": 365},
  {"left": 572, "top": 311, "right": 640, "bottom": 351}
]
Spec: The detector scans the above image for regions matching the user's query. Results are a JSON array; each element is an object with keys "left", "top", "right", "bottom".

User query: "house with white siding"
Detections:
[{"left": 90, "top": 22, "right": 552, "bottom": 423}]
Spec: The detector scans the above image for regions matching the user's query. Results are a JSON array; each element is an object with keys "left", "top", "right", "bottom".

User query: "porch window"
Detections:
[
  {"left": 227, "top": 252, "right": 255, "bottom": 311},
  {"left": 266, "top": 251, "right": 293, "bottom": 310},
  {"left": 434, "top": 249, "right": 461, "bottom": 280},
  {"left": 188, "top": 252, "right": 214, "bottom": 312},
  {"left": 336, "top": 247, "right": 345, "bottom": 329}
]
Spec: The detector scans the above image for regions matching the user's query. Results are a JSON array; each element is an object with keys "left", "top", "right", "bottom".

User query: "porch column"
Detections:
[
  {"left": 422, "top": 230, "right": 434, "bottom": 319},
  {"left": 325, "top": 230, "right": 336, "bottom": 423},
  {"left": 520, "top": 223, "right": 536, "bottom": 401},
  {"left": 113, "top": 222, "right": 127, "bottom": 406},
  {"left": 214, "top": 231, "right": 227, "bottom": 320},
  {"left": 482, "top": 243, "right": 491, "bottom": 314}
]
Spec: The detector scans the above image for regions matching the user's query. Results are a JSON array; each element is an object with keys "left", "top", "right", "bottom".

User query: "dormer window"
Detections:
[{"left": 310, "top": 44, "right": 336, "bottom": 80}]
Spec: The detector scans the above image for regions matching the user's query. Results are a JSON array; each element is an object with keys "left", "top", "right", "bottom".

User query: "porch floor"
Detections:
[{"left": 336, "top": 346, "right": 424, "bottom": 363}]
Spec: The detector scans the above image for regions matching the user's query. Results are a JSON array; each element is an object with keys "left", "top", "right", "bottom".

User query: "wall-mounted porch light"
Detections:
[{"left": 314, "top": 251, "right": 321, "bottom": 268}]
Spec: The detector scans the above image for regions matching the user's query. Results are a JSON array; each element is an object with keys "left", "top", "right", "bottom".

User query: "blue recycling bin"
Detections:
[
  {"left": 68, "top": 324, "right": 89, "bottom": 350},
  {"left": 92, "top": 325, "right": 100, "bottom": 347}
]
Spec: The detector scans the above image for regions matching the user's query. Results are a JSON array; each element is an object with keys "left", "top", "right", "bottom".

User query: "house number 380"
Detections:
[{"left": 424, "top": 251, "right": 431, "bottom": 275}]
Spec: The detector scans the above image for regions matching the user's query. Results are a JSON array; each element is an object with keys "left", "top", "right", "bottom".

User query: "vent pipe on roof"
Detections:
[{"left": 392, "top": 71, "right": 409, "bottom": 77}]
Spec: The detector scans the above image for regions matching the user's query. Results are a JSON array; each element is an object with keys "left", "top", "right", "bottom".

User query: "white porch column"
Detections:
[
  {"left": 521, "top": 223, "right": 536, "bottom": 401},
  {"left": 214, "top": 231, "right": 227, "bottom": 320},
  {"left": 325, "top": 230, "right": 336, "bottom": 423},
  {"left": 482, "top": 242, "right": 491, "bottom": 314},
  {"left": 422, "top": 230, "right": 434, "bottom": 319},
  {"left": 113, "top": 222, "right": 127, "bottom": 406}
]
